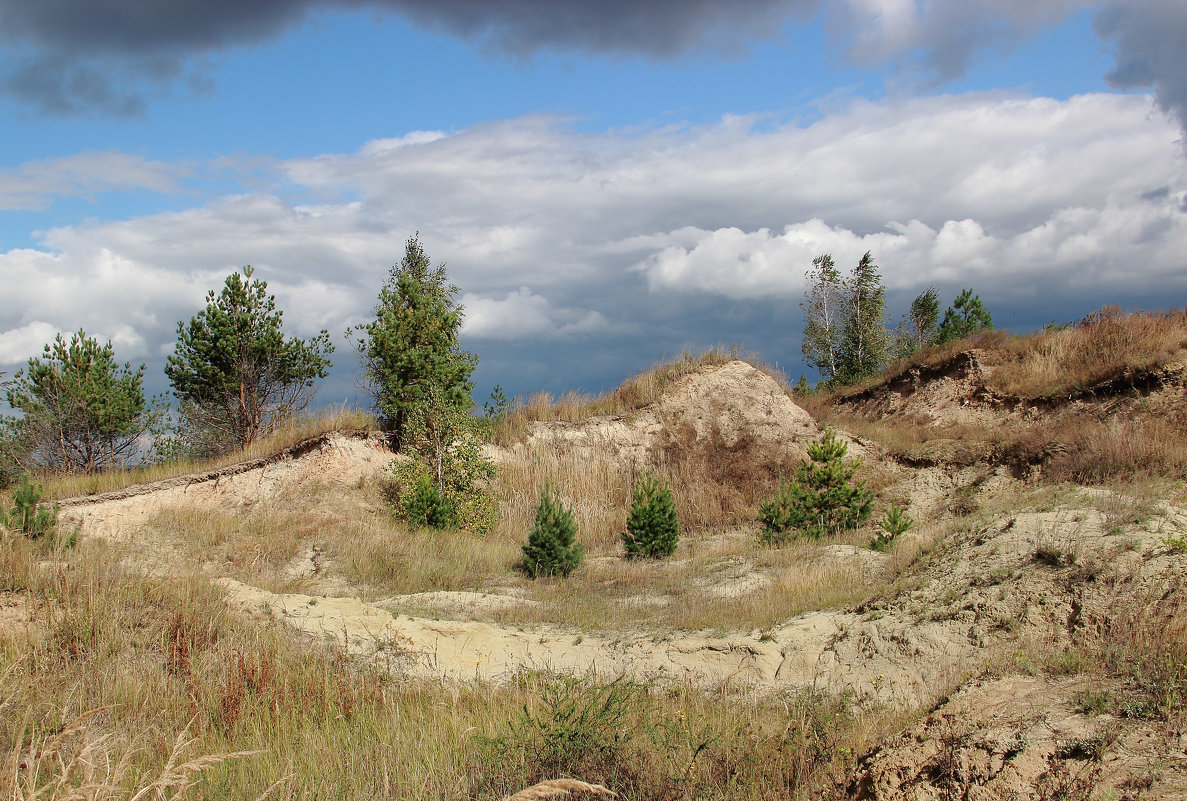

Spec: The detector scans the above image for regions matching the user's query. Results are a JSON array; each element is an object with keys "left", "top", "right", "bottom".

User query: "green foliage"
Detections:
[
  {"left": 385, "top": 395, "right": 497, "bottom": 536},
  {"left": 936, "top": 288, "right": 994, "bottom": 345},
  {"left": 871, "top": 503, "right": 913, "bottom": 551},
  {"left": 2, "top": 330, "right": 152, "bottom": 473},
  {"left": 166, "top": 266, "right": 333, "bottom": 455},
  {"left": 5, "top": 475, "right": 56, "bottom": 537},
  {"left": 522, "top": 483, "right": 583, "bottom": 578},
  {"left": 621, "top": 472, "right": 679, "bottom": 560},
  {"left": 483, "top": 384, "right": 509, "bottom": 420},
  {"left": 895, "top": 286, "right": 941, "bottom": 357},
  {"left": 758, "top": 427, "right": 873, "bottom": 544},
  {"left": 802, "top": 251, "right": 890, "bottom": 387},
  {"left": 385, "top": 411, "right": 497, "bottom": 536},
  {"left": 400, "top": 465, "right": 458, "bottom": 530},
  {"left": 487, "top": 675, "right": 635, "bottom": 781},
  {"left": 352, "top": 235, "right": 476, "bottom": 453},
  {"left": 792, "top": 374, "right": 813, "bottom": 396},
  {"left": 801, "top": 254, "right": 844, "bottom": 385},
  {"left": 835, "top": 251, "right": 889, "bottom": 384}
]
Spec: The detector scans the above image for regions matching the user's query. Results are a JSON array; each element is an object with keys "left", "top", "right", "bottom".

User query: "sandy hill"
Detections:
[{"left": 7, "top": 348, "right": 1187, "bottom": 799}]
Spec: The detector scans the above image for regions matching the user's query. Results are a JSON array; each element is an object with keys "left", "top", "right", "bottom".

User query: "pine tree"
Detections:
[
  {"left": 936, "top": 288, "right": 994, "bottom": 345},
  {"left": 835, "top": 251, "right": 889, "bottom": 384},
  {"left": 522, "top": 483, "right": 583, "bottom": 578},
  {"left": 353, "top": 235, "right": 477, "bottom": 453},
  {"left": 801, "top": 254, "right": 844, "bottom": 385},
  {"left": 758, "top": 427, "right": 873, "bottom": 544},
  {"left": 621, "top": 472, "right": 679, "bottom": 560},
  {"left": 6, "top": 475, "right": 56, "bottom": 537},
  {"left": 166, "top": 266, "right": 333, "bottom": 455},
  {"left": 3, "top": 330, "right": 152, "bottom": 473}
]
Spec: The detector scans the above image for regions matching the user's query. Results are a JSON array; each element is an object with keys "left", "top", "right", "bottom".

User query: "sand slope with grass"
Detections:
[{"left": 28, "top": 345, "right": 1187, "bottom": 799}]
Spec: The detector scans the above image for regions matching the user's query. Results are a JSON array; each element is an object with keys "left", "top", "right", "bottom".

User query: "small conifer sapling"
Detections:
[
  {"left": 522, "top": 484, "right": 583, "bottom": 578},
  {"left": 622, "top": 472, "right": 679, "bottom": 559},
  {"left": 759, "top": 426, "right": 872, "bottom": 544}
]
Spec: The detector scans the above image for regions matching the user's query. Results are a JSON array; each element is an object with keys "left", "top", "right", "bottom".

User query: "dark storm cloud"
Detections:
[
  {"left": 0, "top": 0, "right": 811, "bottom": 115},
  {"left": 6, "top": 0, "right": 1187, "bottom": 131},
  {"left": 1096, "top": 0, "right": 1187, "bottom": 135}
]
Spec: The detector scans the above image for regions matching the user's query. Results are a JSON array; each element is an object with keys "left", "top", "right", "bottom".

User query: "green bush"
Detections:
[
  {"left": 6, "top": 474, "right": 56, "bottom": 537},
  {"left": 401, "top": 467, "right": 458, "bottom": 530},
  {"left": 522, "top": 483, "right": 583, "bottom": 578},
  {"left": 622, "top": 472, "right": 679, "bottom": 560},
  {"left": 759, "top": 426, "right": 872, "bottom": 544},
  {"left": 385, "top": 416, "right": 497, "bottom": 535},
  {"left": 871, "top": 503, "right": 912, "bottom": 551}
]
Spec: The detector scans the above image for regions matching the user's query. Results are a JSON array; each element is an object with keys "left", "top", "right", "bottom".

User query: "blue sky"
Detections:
[{"left": 2, "top": 0, "right": 1186, "bottom": 407}]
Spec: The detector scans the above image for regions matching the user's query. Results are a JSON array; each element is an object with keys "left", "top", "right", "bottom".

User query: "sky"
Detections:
[{"left": 2, "top": 0, "right": 1186, "bottom": 409}]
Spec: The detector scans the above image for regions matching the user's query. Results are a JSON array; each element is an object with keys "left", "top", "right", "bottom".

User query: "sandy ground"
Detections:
[{"left": 34, "top": 359, "right": 1187, "bottom": 798}]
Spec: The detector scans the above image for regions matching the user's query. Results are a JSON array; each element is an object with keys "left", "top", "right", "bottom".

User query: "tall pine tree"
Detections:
[
  {"left": 353, "top": 234, "right": 476, "bottom": 453},
  {"left": 3, "top": 330, "right": 151, "bottom": 473},
  {"left": 936, "top": 288, "right": 994, "bottom": 345}
]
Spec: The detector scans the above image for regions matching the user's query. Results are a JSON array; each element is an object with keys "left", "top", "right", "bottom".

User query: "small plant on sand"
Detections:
[
  {"left": 522, "top": 483, "right": 583, "bottom": 578},
  {"left": 5, "top": 474, "right": 55, "bottom": 537},
  {"left": 399, "top": 464, "right": 458, "bottom": 530},
  {"left": 871, "top": 503, "right": 912, "bottom": 551},
  {"left": 759, "top": 426, "right": 872, "bottom": 544},
  {"left": 621, "top": 471, "right": 679, "bottom": 560}
]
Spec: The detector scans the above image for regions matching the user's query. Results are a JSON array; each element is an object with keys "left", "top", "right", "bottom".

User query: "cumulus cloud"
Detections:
[
  {"left": 0, "top": 321, "right": 62, "bottom": 365},
  {"left": 461, "top": 287, "right": 613, "bottom": 340},
  {"left": 1, "top": 92, "right": 1184, "bottom": 393}
]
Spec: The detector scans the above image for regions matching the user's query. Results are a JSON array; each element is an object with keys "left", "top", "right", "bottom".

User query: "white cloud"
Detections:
[
  {"left": 0, "top": 151, "right": 187, "bottom": 210},
  {"left": 0, "top": 321, "right": 61, "bottom": 365},
  {"left": 1, "top": 91, "right": 1184, "bottom": 384},
  {"left": 461, "top": 287, "right": 612, "bottom": 340}
]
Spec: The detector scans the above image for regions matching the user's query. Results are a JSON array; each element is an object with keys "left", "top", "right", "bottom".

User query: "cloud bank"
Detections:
[{"left": 1, "top": 91, "right": 1183, "bottom": 395}]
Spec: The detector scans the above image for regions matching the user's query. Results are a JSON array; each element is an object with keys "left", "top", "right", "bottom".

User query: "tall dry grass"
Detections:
[
  {"left": 989, "top": 306, "right": 1187, "bottom": 398},
  {"left": 0, "top": 532, "right": 894, "bottom": 800}
]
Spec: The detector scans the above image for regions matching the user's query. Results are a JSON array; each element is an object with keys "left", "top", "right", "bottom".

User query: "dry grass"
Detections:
[
  {"left": 0, "top": 533, "right": 892, "bottom": 801},
  {"left": 825, "top": 306, "right": 1187, "bottom": 404},
  {"left": 33, "top": 407, "right": 376, "bottom": 501},
  {"left": 988, "top": 306, "right": 1187, "bottom": 398}
]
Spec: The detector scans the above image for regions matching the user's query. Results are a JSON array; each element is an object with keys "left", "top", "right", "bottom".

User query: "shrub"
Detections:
[
  {"left": 522, "top": 483, "right": 583, "bottom": 578},
  {"left": 871, "top": 503, "right": 912, "bottom": 551},
  {"left": 759, "top": 426, "right": 872, "bottom": 544},
  {"left": 401, "top": 467, "right": 458, "bottom": 530},
  {"left": 6, "top": 474, "right": 56, "bottom": 537},
  {"left": 621, "top": 472, "right": 679, "bottom": 560}
]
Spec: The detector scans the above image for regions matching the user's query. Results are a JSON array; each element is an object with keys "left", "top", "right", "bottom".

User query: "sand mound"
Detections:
[
  {"left": 495, "top": 360, "right": 824, "bottom": 466},
  {"left": 58, "top": 431, "right": 396, "bottom": 543}
]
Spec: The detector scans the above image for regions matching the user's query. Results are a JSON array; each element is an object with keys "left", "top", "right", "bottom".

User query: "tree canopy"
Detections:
[
  {"left": 353, "top": 234, "right": 476, "bottom": 453},
  {"left": 936, "top": 288, "right": 994, "bottom": 345},
  {"left": 802, "top": 251, "right": 889, "bottom": 388},
  {"left": 2, "top": 330, "right": 151, "bottom": 473},
  {"left": 165, "top": 266, "right": 333, "bottom": 455}
]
